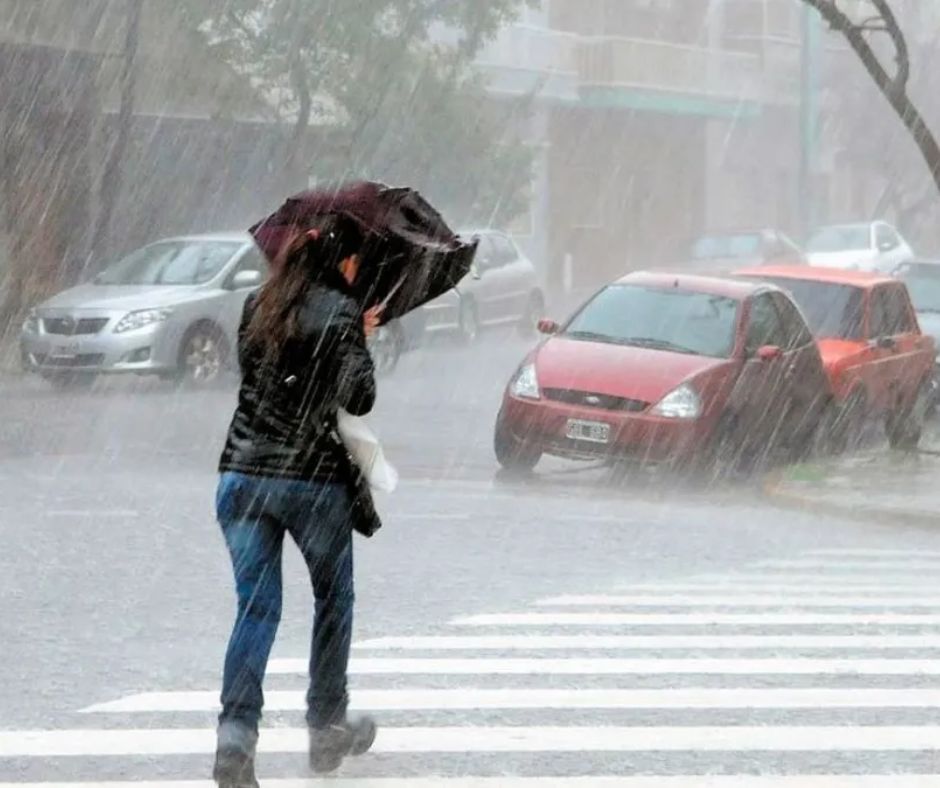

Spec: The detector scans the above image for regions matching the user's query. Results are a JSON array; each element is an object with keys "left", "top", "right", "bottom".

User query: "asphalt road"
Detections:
[{"left": 5, "top": 331, "right": 940, "bottom": 784}]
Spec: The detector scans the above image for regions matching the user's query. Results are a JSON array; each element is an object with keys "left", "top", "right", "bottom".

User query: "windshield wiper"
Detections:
[
  {"left": 622, "top": 337, "right": 700, "bottom": 355},
  {"left": 565, "top": 330, "right": 620, "bottom": 344}
]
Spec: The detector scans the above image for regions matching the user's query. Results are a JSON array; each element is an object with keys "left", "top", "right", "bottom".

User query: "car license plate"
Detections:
[
  {"left": 51, "top": 343, "right": 80, "bottom": 358},
  {"left": 566, "top": 419, "right": 611, "bottom": 444}
]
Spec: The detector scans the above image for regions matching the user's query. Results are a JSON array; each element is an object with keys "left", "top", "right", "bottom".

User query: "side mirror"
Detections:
[
  {"left": 231, "top": 270, "right": 263, "bottom": 290},
  {"left": 875, "top": 336, "right": 897, "bottom": 350},
  {"left": 878, "top": 241, "right": 896, "bottom": 252},
  {"left": 757, "top": 345, "right": 783, "bottom": 362},
  {"left": 537, "top": 318, "right": 560, "bottom": 336}
]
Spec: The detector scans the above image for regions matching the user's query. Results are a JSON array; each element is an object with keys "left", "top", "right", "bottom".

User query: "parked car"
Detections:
[
  {"left": 421, "top": 229, "right": 544, "bottom": 342},
  {"left": 737, "top": 265, "right": 935, "bottom": 449},
  {"left": 805, "top": 221, "right": 913, "bottom": 273},
  {"left": 683, "top": 229, "right": 804, "bottom": 273},
  {"left": 893, "top": 259, "right": 940, "bottom": 407},
  {"left": 493, "top": 271, "right": 831, "bottom": 473},
  {"left": 21, "top": 233, "right": 266, "bottom": 387}
]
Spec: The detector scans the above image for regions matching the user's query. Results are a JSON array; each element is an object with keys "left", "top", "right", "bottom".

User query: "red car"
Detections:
[
  {"left": 737, "top": 265, "right": 935, "bottom": 449},
  {"left": 494, "top": 272, "right": 831, "bottom": 472}
]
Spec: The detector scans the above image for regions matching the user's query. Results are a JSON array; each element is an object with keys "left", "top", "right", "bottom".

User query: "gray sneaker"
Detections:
[
  {"left": 309, "top": 715, "right": 377, "bottom": 773},
  {"left": 213, "top": 721, "right": 259, "bottom": 788}
]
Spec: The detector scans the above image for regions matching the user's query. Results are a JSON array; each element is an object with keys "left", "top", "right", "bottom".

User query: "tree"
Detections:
[
  {"left": 801, "top": 0, "right": 940, "bottom": 205},
  {"left": 185, "top": 0, "right": 535, "bottom": 225},
  {"left": 92, "top": 0, "right": 144, "bottom": 257}
]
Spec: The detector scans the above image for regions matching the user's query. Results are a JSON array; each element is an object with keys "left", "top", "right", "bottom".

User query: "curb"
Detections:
[{"left": 762, "top": 470, "right": 939, "bottom": 528}]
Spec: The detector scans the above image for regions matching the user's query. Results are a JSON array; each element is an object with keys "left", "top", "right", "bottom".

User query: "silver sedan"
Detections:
[{"left": 20, "top": 233, "right": 264, "bottom": 387}]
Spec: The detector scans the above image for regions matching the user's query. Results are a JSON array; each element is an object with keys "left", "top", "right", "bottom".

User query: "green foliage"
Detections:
[{"left": 183, "top": 0, "right": 536, "bottom": 226}]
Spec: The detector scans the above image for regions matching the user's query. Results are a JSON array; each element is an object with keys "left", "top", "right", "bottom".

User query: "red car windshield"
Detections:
[
  {"left": 564, "top": 285, "right": 739, "bottom": 358},
  {"left": 760, "top": 278, "right": 864, "bottom": 340}
]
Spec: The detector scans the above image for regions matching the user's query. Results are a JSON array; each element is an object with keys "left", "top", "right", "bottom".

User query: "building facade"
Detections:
[{"left": 474, "top": 0, "right": 928, "bottom": 296}]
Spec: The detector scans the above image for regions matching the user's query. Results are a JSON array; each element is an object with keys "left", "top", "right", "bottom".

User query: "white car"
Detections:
[
  {"left": 419, "top": 230, "right": 544, "bottom": 342},
  {"left": 805, "top": 221, "right": 913, "bottom": 273}
]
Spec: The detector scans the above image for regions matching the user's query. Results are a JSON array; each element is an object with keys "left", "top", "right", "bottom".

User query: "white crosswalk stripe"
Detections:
[{"left": 10, "top": 548, "right": 940, "bottom": 784}]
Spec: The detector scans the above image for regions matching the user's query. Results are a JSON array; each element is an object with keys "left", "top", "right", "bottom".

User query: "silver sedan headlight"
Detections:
[{"left": 114, "top": 308, "right": 173, "bottom": 334}]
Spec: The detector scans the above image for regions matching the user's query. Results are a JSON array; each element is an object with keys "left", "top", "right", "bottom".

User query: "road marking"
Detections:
[
  {"left": 43, "top": 510, "right": 139, "bottom": 518},
  {"left": 353, "top": 633, "right": 940, "bottom": 650},
  {"left": 808, "top": 549, "right": 940, "bottom": 558},
  {"left": 614, "top": 584, "right": 940, "bottom": 593},
  {"left": 81, "top": 687, "right": 940, "bottom": 714},
  {"left": 7, "top": 725, "right": 940, "bottom": 757},
  {"left": 757, "top": 560, "right": 940, "bottom": 570},
  {"left": 690, "top": 574, "right": 940, "bottom": 584},
  {"left": 538, "top": 595, "right": 940, "bottom": 607},
  {"left": 265, "top": 656, "right": 940, "bottom": 676},
  {"left": 452, "top": 612, "right": 940, "bottom": 626},
  {"left": 10, "top": 779, "right": 940, "bottom": 788}
]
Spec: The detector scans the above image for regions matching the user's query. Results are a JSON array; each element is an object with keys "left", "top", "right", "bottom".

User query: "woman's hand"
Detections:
[{"left": 363, "top": 306, "right": 384, "bottom": 338}]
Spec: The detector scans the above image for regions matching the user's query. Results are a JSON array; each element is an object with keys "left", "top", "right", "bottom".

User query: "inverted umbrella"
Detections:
[{"left": 249, "top": 181, "right": 478, "bottom": 322}]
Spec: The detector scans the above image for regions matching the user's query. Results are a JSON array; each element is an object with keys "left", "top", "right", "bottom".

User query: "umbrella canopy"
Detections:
[{"left": 249, "top": 181, "right": 478, "bottom": 322}]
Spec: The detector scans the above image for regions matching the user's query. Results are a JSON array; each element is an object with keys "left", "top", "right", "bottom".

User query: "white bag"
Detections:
[{"left": 336, "top": 409, "right": 399, "bottom": 493}]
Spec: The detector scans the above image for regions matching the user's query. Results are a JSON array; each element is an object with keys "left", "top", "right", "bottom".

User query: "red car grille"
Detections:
[{"left": 543, "top": 388, "right": 649, "bottom": 413}]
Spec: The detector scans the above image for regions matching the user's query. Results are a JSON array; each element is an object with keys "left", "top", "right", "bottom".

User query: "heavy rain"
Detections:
[{"left": 5, "top": 0, "right": 940, "bottom": 785}]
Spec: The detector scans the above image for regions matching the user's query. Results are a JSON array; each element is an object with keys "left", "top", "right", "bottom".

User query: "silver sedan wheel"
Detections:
[{"left": 183, "top": 330, "right": 225, "bottom": 384}]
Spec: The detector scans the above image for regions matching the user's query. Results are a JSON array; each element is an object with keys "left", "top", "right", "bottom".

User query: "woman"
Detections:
[{"left": 213, "top": 214, "right": 380, "bottom": 787}]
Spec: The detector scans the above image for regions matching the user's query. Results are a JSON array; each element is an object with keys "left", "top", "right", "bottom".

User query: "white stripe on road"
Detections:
[
  {"left": 8, "top": 725, "right": 940, "bottom": 757},
  {"left": 43, "top": 510, "right": 139, "bottom": 518},
  {"left": 81, "top": 687, "right": 940, "bottom": 714},
  {"left": 756, "top": 560, "right": 940, "bottom": 570},
  {"left": 808, "top": 549, "right": 940, "bottom": 557},
  {"left": 452, "top": 612, "right": 940, "bottom": 626},
  {"left": 11, "top": 779, "right": 940, "bottom": 788},
  {"left": 266, "top": 656, "right": 940, "bottom": 675},
  {"left": 615, "top": 584, "right": 940, "bottom": 593},
  {"left": 539, "top": 595, "right": 940, "bottom": 608},
  {"left": 691, "top": 574, "right": 940, "bottom": 584},
  {"left": 354, "top": 633, "right": 940, "bottom": 650}
]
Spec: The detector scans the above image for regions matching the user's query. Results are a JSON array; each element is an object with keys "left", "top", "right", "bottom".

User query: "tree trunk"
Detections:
[{"left": 92, "top": 0, "right": 143, "bottom": 258}]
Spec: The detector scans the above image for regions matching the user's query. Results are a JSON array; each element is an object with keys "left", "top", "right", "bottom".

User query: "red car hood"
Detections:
[
  {"left": 817, "top": 338, "right": 867, "bottom": 370},
  {"left": 535, "top": 337, "right": 730, "bottom": 404}
]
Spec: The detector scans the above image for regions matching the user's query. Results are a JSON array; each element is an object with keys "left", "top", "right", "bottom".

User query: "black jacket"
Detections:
[{"left": 219, "top": 279, "right": 376, "bottom": 486}]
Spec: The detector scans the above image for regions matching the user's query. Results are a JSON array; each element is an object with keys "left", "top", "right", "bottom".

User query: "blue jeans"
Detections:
[{"left": 216, "top": 471, "right": 354, "bottom": 732}]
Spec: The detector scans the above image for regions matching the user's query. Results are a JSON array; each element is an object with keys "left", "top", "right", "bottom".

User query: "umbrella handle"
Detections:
[{"left": 379, "top": 275, "right": 408, "bottom": 309}]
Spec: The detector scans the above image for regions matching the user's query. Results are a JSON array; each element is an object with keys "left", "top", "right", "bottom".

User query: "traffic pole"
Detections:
[{"left": 799, "top": 2, "right": 821, "bottom": 239}]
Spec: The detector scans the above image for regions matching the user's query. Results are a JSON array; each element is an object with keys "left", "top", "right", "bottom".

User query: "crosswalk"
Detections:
[{"left": 9, "top": 548, "right": 940, "bottom": 785}]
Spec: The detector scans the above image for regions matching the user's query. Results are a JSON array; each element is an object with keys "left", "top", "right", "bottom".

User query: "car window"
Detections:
[
  {"left": 771, "top": 292, "right": 814, "bottom": 349},
  {"left": 896, "top": 264, "right": 940, "bottom": 313},
  {"left": 758, "top": 277, "right": 865, "bottom": 340},
  {"left": 691, "top": 233, "right": 762, "bottom": 260},
  {"left": 745, "top": 294, "right": 788, "bottom": 353},
  {"left": 475, "top": 236, "right": 498, "bottom": 271},
  {"left": 96, "top": 241, "right": 242, "bottom": 286},
  {"left": 876, "top": 225, "right": 898, "bottom": 251},
  {"left": 806, "top": 225, "right": 871, "bottom": 253},
  {"left": 564, "top": 284, "right": 739, "bottom": 359},
  {"left": 490, "top": 236, "right": 517, "bottom": 266},
  {"left": 872, "top": 285, "right": 916, "bottom": 335}
]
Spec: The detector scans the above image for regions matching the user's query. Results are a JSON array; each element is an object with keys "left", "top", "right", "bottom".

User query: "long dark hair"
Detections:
[{"left": 245, "top": 213, "right": 365, "bottom": 355}]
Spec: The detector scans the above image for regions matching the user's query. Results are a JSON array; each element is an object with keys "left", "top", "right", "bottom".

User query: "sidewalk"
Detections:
[{"left": 765, "top": 447, "right": 940, "bottom": 526}]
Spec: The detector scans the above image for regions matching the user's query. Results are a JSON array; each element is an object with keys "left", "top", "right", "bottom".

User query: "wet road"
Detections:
[{"left": 5, "top": 332, "right": 940, "bottom": 784}]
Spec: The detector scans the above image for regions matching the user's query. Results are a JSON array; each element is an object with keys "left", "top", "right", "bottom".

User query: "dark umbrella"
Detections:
[{"left": 249, "top": 181, "right": 478, "bottom": 322}]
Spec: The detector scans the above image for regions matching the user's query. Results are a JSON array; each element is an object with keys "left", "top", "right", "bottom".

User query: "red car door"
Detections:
[
  {"left": 770, "top": 291, "right": 830, "bottom": 443},
  {"left": 727, "top": 293, "right": 792, "bottom": 453},
  {"left": 879, "top": 283, "right": 933, "bottom": 408}
]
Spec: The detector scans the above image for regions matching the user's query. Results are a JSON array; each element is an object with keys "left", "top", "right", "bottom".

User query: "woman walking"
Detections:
[{"left": 213, "top": 214, "right": 379, "bottom": 787}]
